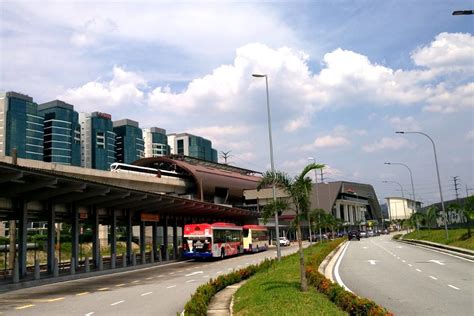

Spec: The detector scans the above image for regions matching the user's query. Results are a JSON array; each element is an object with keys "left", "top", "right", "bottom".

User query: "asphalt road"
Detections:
[
  {"left": 336, "top": 234, "right": 473, "bottom": 315},
  {"left": 0, "top": 243, "right": 303, "bottom": 315}
]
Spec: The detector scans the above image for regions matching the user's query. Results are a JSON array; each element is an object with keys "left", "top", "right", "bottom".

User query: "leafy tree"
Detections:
[
  {"left": 258, "top": 162, "right": 324, "bottom": 292},
  {"left": 446, "top": 203, "right": 461, "bottom": 225}
]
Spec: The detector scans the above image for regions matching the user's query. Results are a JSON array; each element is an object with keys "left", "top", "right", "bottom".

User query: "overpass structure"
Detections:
[{"left": 0, "top": 155, "right": 260, "bottom": 283}]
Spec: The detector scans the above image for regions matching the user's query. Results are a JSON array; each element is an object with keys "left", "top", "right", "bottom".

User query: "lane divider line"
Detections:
[
  {"left": 76, "top": 292, "right": 90, "bottom": 296},
  {"left": 98, "top": 287, "right": 109, "bottom": 291},
  {"left": 15, "top": 304, "right": 35, "bottom": 310},
  {"left": 141, "top": 292, "right": 153, "bottom": 296},
  {"left": 116, "top": 283, "right": 125, "bottom": 287},
  {"left": 186, "top": 279, "right": 195, "bottom": 283},
  {"left": 429, "top": 276, "right": 438, "bottom": 280},
  {"left": 448, "top": 284, "right": 460, "bottom": 290},
  {"left": 415, "top": 269, "right": 422, "bottom": 272},
  {"left": 47, "top": 297, "right": 65, "bottom": 302},
  {"left": 166, "top": 285, "right": 177, "bottom": 289},
  {"left": 110, "top": 300, "right": 124, "bottom": 306},
  {"left": 85, "top": 312, "right": 94, "bottom": 316}
]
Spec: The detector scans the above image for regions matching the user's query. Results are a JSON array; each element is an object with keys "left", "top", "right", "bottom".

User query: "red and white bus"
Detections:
[
  {"left": 242, "top": 225, "right": 269, "bottom": 253},
  {"left": 183, "top": 222, "right": 243, "bottom": 259}
]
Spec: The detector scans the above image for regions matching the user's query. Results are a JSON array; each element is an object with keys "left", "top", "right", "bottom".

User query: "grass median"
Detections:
[
  {"left": 403, "top": 228, "right": 474, "bottom": 250},
  {"left": 232, "top": 241, "right": 347, "bottom": 316}
]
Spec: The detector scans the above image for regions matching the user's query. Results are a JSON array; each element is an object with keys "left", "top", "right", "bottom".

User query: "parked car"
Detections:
[
  {"left": 367, "top": 230, "right": 375, "bottom": 237},
  {"left": 348, "top": 230, "right": 360, "bottom": 241},
  {"left": 279, "top": 237, "right": 291, "bottom": 246},
  {"left": 360, "top": 231, "right": 368, "bottom": 238},
  {"left": 382, "top": 228, "right": 389, "bottom": 235}
]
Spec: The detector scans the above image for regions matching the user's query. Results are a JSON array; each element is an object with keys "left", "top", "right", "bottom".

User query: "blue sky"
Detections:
[{"left": 1, "top": 0, "right": 473, "bottom": 206}]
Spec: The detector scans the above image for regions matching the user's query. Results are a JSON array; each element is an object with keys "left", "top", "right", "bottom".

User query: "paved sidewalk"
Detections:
[{"left": 207, "top": 280, "right": 247, "bottom": 316}]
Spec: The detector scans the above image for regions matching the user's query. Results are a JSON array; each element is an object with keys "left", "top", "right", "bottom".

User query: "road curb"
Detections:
[
  {"left": 319, "top": 240, "right": 347, "bottom": 282},
  {"left": 396, "top": 238, "right": 474, "bottom": 260}
]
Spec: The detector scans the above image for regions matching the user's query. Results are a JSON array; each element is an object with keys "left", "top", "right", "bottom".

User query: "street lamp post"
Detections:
[
  {"left": 384, "top": 162, "right": 417, "bottom": 212},
  {"left": 308, "top": 157, "right": 322, "bottom": 242},
  {"left": 252, "top": 73, "right": 281, "bottom": 261},
  {"left": 396, "top": 131, "right": 448, "bottom": 239},
  {"left": 383, "top": 180, "right": 408, "bottom": 232}
]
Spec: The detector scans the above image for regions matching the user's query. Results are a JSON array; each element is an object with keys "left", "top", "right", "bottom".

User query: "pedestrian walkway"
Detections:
[{"left": 207, "top": 280, "right": 247, "bottom": 316}]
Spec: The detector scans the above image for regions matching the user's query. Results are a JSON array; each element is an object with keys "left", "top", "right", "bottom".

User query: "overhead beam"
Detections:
[
  {"left": 97, "top": 193, "right": 147, "bottom": 208},
  {"left": 26, "top": 183, "right": 87, "bottom": 202},
  {"left": 54, "top": 188, "right": 110, "bottom": 204},
  {"left": 77, "top": 191, "right": 130, "bottom": 206},
  {"left": 0, "top": 170, "right": 24, "bottom": 185},
  {"left": 2, "top": 178, "right": 58, "bottom": 196}
]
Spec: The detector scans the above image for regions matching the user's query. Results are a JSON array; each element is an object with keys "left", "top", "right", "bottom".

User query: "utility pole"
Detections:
[
  {"left": 452, "top": 176, "right": 460, "bottom": 201},
  {"left": 220, "top": 151, "right": 232, "bottom": 165},
  {"left": 320, "top": 168, "right": 324, "bottom": 182}
]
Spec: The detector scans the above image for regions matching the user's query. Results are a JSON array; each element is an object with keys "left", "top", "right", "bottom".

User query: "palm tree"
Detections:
[
  {"left": 425, "top": 206, "right": 439, "bottom": 231},
  {"left": 409, "top": 212, "right": 425, "bottom": 231},
  {"left": 461, "top": 196, "right": 474, "bottom": 238},
  {"left": 258, "top": 162, "right": 324, "bottom": 292}
]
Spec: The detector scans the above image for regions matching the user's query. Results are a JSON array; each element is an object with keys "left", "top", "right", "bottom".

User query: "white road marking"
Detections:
[
  {"left": 132, "top": 280, "right": 140, "bottom": 283},
  {"left": 216, "top": 271, "right": 223, "bottom": 274},
  {"left": 186, "top": 279, "right": 195, "bottom": 283},
  {"left": 169, "top": 272, "right": 175, "bottom": 275},
  {"left": 15, "top": 304, "right": 35, "bottom": 310},
  {"left": 362, "top": 246, "right": 368, "bottom": 249},
  {"left": 145, "top": 277, "right": 153, "bottom": 280},
  {"left": 166, "top": 285, "right": 176, "bottom": 289},
  {"left": 141, "top": 292, "right": 152, "bottom": 296},
  {"left": 334, "top": 242, "right": 353, "bottom": 293},
  {"left": 367, "top": 260, "right": 378, "bottom": 265},
  {"left": 448, "top": 284, "right": 460, "bottom": 290},
  {"left": 158, "top": 275, "right": 165, "bottom": 278},
  {"left": 416, "top": 268, "right": 422, "bottom": 272},
  {"left": 110, "top": 300, "right": 124, "bottom": 306},
  {"left": 408, "top": 264, "right": 413, "bottom": 267},
  {"left": 178, "top": 270, "right": 184, "bottom": 272},
  {"left": 396, "top": 246, "right": 403, "bottom": 249},
  {"left": 202, "top": 275, "right": 210, "bottom": 278},
  {"left": 402, "top": 260, "right": 406, "bottom": 263},
  {"left": 429, "top": 260, "right": 445, "bottom": 266},
  {"left": 185, "top": 271, "right": 203, "bottom": 277},
  {"left": 85, "top": 313, "right": 94, "bottom": 316},
  {"left": 429, "top": 276, "right": 438, "bottom": 280},
  {"left": 396, "top": 257, "right": 400, "bottom": 260}
]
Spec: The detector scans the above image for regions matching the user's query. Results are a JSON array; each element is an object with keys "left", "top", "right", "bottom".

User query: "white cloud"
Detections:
[
  {"left": 362, "top": 137, "right": 413, "bottom": 153},
  {"left": 58, "top": 66, "right": 146, "bottom": 112},
  {"left": 467, "top": 130, "right": 474, "bottom": 141},
  {"left": 424, "top": 82, "right": 474, "bottom": 113},
  {"left": 70, "top": 17, "right": 117, "bottom": 47},
  {"left": 303, "top": 135, "right": 351, "bottom": 150},
  {"left": 387, "top": 116, "right": 421, "bottom": 132},
  {"left": 411, "top": 32, "right": 474, "bottom": 74}
]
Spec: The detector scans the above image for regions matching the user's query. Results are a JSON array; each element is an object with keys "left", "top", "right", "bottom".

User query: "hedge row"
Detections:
[
  {"left": 183, "top": 258, "right": 274, "bottom": 315},
  {"left": 305, "top": 240, "right": 393, "bottom": 316}
]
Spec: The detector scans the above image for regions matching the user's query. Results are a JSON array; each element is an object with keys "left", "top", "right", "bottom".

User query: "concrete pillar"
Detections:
[
  {"left": 92, "top": 207, "right": 100, "bottom": 268},
  {"left": 17, "top": 200, "right": 27, "bottom": 278},
  {"left": 349, "top": 205, "right": 354, "bottom": 224},
  {"left": 163, "top": 216, "right": 169, "bottom": 261},
  {"left": 140, "top": 219, "right": 146, "bottom": 263},
  {"left": 343, "top": 204, "right": 349, "bottom": 223},
  {"left": 47, "top": 202, "right": 55, "bottom": 275},
  {"left": 152, "top": 222, "right": 158, "bottom": 262},
  {"left": 126, "top": 210, "right": 132, "bottom": 264},
  {"left": 110, "top": 210, "right": 117, "bottom": 260},
  {"left": 173, "top": 217, "right": 178, "bottom": 259},
  {"left": 71, "top": 205, "right": 79, "bottom": 270}
]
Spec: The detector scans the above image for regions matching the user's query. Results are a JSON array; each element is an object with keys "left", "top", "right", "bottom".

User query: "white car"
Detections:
[{"left": 279, "top": 237, "right": 291, "bottom": 246}]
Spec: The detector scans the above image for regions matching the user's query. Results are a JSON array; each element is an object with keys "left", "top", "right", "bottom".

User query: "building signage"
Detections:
[
  {"left": 141, "top": 213, "right": 160, "bottom": 222},
  {"left": 79, "top": 212, "right": 88, "bottom": 219},
  {"left": 96, "top": 112, "right": 112, "bottom": 120}
]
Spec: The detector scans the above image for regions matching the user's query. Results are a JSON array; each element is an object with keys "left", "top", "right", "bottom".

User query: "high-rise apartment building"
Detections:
[
  {"left": 0, "top": 92, "right": 44, "bottom": 160},
  {"left": 143, "top": 127, "right": 170, "bottom": 157},
  {"left": 38, "top": 100, "right": 81, "bottom": 166},
  {"left": 113, "top": 119, "right": 144, "bottom": 164},
  {"left": 167, "top": 132, "right": 218, "bottom": 162},
  {"left": 79, "top": 112, "right": 116, "bottom": 170}
]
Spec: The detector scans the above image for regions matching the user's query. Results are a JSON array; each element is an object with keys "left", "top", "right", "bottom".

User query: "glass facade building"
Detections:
[
  {"left": 0, "top": 92, "right": 44, "bottom": 160},
  {"left": 143, "top": 127, "right": 170, "bottom": 157},
  {"left": 79, "top": 112, "right": 116, "bottom": 170},
  {"left": 113, "top": 119, "right": 144, "bottom": 164},
  {"left": 38, "top": 100, "right": 81, "bottom": 166},
  {"left": 168, "top": 133, "right": 218, "bottom": 162}
]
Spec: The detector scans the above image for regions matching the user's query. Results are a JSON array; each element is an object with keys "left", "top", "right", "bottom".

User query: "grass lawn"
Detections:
[
  {"left": 233, "top": 242, "right": 347, "bottom": 316},
  {"left": 404, "top": 228, "right": 474, "bottom": 250}
]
